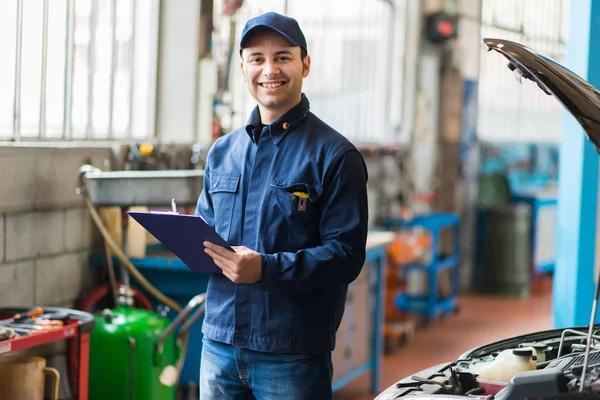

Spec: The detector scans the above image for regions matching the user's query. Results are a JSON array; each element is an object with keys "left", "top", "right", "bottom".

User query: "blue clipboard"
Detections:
[{"left": 127, "top": 211, "right": 232, "bottom": 274}]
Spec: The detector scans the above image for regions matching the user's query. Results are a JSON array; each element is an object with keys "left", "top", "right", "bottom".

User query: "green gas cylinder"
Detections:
[{"left": 89, "top": 306, "right": 177, "bottom": 400}]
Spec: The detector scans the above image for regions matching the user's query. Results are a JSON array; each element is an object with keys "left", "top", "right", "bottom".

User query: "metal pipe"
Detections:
[
  {"left": 157, "top": 294, "right": 206, "bottom": 352},
  {"left": 104, "top": 241, "right": 119, "bottom": 308},
  {"left": 126, "top": 0, "right": 137, "bottom": 139},
  {"left": 177, "top": 304, "right": 205, "bottom": 337},
  {"left": 384, "top": 0, "right": 395, "bottom": 140},
  {"left": 13, "top": 0, "right": 24, "bottom": 139},
  {"left": 556, "top": 328, "right": 600, "bottom": 358},
  {"left": 39, "top": 0, "right": 50, "bottom": 138},
  {"left": 121, "top": 207, "right": 130, "bottom": 289},
  {"left": 86, "top": 0, "right": 98, "bottom": 139},
  {"left": 145, "top": 0, "right": 160, "bottom": 139},
  {"left": 62, "top": 0, "right": 75, "bottom": 139},
  {"left": 108, "top": 0, "right": 117, "bottom": 138},
  {"left": 580, "top": 270, "right": 600, "bottom": 391}
]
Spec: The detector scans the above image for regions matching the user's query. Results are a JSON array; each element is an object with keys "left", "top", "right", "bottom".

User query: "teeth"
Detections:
[{"left": 262, "top": 82, "right": 283, "bottom": 89}]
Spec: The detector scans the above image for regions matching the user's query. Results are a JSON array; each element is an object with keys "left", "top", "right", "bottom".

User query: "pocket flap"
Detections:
[{"left": 209, "top": 174, "right": 240, "bottom": 194}]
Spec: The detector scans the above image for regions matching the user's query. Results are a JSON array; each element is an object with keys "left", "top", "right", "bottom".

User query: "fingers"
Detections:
[
  {"left": 204, "top": 242, "right": 238, "bottom": 261},
  {"left": 222, "top": 269, "right": 241, "bottom": 283},
  {"left": 211, "top": 256, "right": 240, "bottom": 282},
  {"left": 204, "top": 246, "right": 243, "bottom": 283},
  {"left": 217, "top": 263, "right": 236, "bottom": 281},
  {"left": 203, "top": 241, "right": 231, "bottom": 255},
  {"left": 204, "top": 242, "right": 253, "bottom": 283},
  {"left": 205, "top": 247, "right": 233, "bottom": 272}
]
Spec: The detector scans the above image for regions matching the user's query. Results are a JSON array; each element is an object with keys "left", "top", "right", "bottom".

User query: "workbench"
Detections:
[
  {"left": 332, "top": 230, "right": 395, "bottom": 394},
  {"left": 92, "top": 229, "right": 395, "bottom": 394}
]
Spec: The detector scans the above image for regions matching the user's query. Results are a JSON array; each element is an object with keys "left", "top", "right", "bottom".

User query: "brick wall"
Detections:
[{"left": 0, "top": 145, "right": 113, "bottom": 308}]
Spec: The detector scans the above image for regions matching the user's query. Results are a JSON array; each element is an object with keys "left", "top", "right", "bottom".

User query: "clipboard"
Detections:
[{"left": 127, "top": 211, "right": 232, "bottom": 274}]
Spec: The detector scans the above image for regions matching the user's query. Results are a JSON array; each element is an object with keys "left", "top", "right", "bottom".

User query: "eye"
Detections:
[
  {"left": 277, "top": 56, "right": 291, "bottom": 62},
  {"left": 250, "top": 57, "right": 263, "bottom": 63}
]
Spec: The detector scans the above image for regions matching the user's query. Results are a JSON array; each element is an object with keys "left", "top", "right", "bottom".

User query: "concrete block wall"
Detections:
[{"left": 0, "top": 144, "right": 113, "bottom": 308}]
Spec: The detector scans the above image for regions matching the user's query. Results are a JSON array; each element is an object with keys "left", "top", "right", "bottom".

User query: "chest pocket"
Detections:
[
  {"left": 271, "top": 182, "right": 321, "bottom": 212},
  {"left": 265, "top": 180, "right": 322, "bottom": 251},
  {"left": 208, "top": 173, "right": 240, "bottom": 242}
]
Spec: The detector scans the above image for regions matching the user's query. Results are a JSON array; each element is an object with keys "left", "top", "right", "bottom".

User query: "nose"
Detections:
[{"left": 262, "top": 61, "right": 280, "bottom": 77}]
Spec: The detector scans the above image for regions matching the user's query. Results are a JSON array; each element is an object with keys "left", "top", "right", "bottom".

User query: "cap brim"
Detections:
[{"left": 240, "top": 25, "right": 302, "bottom": 54}]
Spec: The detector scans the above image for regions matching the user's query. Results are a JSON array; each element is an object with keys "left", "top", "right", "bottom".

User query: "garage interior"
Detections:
[{"left": 1, "top": 0, "right": 598, "bottom": 399}]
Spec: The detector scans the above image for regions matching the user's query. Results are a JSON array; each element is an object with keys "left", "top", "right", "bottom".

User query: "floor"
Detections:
[{"left": 333, "top": 277, "right": 553, "bottom": 400}]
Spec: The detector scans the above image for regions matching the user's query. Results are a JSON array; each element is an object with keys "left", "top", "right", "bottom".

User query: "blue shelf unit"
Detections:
[{"left": 381, "top": 213, "right": 461, "bottom": 325}]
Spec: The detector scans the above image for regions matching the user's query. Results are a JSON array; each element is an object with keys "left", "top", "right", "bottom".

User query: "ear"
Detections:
[
  {"left": 302, "top": 55, "right": 311, "bottom": 78},
  {"left": 240, "top": 60, "right": 246, "bottom": 81}
]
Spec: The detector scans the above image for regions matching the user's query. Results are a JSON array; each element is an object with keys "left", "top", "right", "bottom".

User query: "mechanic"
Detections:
[{"left": 196, "top": 11, "right": 369, "bottom": 399}]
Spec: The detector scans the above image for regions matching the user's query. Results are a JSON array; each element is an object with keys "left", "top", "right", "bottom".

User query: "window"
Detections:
[
  {"left": 478, "top": 0, "right": 570, "bottom": 143},
  {"left": 0, "top": 0, "right": 159, "bottom": 140}
]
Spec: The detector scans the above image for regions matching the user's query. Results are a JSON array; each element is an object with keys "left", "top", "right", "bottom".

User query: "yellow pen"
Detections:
[
  {"left": 292, "top": 191, "right": 309, "bottom": 199},
  {"left": 292, "top": 191, "right": 308, "bottom": 211}
]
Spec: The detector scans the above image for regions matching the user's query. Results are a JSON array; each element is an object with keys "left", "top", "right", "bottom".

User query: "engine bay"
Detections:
[
  {"left": 372, "top": 38, "right": 600, "bottom": 400},
  {"left": 375, "top": 326, "right": 600, "bottom": 399}
]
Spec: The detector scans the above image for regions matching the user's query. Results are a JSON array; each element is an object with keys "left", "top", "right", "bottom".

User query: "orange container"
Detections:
[
  {"left": 387, "top": 230, "right": 432, "bottom": 266},
  {"left": 384, "top": 230, "right": 432, "bottom": 325}
]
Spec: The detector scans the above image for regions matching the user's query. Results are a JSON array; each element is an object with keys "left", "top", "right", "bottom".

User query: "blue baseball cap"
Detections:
[{"left": 239, "top": 12, "right": 307, "bottom": 55}]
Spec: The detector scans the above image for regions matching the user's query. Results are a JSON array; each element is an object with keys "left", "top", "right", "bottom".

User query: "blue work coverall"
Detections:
[{"left": 196, "top": 94, "right": 369, "bottom": 354}]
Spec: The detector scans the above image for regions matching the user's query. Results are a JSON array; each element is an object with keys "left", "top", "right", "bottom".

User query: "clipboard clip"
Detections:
[{"left": 149, "top": 199, "right": 180, "bottom": 215}]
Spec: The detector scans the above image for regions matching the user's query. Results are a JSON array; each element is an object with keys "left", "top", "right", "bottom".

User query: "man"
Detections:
[{"left": 196, "top": 11, "right": 369, "bottom": 399}]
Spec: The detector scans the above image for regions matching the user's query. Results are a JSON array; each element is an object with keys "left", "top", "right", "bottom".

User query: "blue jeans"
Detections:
[{"left": 199, "top": 337, "right": 333, "bottom": 400}]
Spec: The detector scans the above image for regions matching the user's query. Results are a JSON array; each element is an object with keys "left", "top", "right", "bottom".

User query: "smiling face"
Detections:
[{"left": 240, "top": 29, "right": 311, "bottom": 125}]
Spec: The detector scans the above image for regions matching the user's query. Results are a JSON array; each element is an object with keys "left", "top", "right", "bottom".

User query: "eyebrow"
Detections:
[{"left": 246, "top": 50, "right": 294, "bottom": 58}]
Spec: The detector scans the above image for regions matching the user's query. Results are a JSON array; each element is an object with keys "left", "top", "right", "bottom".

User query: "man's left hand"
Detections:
[{"left": 203, "top": 242, "right": 262, "bottom": 283}]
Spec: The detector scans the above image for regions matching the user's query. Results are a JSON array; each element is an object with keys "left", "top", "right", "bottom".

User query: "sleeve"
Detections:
[
  {"left": 260, "top": 149, "right": 369, "bottom": 293},
  {"left": 194, "top": 163, "right": 215, "bottom": 228}
]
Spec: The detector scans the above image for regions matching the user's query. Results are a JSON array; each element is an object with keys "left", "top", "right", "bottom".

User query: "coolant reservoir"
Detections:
[
  {"left": 519, "top": 342, "right": 547, "bottom": 363},
  {"left": 478, "top": 348, "right": 537, "bottom": 384},
  {"left": 495, "top": 346, "right": 538, "bottom": 369}
]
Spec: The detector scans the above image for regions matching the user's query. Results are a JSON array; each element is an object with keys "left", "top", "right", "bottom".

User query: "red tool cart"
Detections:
[{"left": 0, "top": 307, "right": 95, "bottom": 400}]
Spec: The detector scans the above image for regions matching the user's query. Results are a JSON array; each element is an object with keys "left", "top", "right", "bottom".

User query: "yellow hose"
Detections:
[
  {"left": 84, "top": 195, "right": 182, "bottom": 312},
  {"left": 83, "top": 192, "right": 189, "bottom": 383}
]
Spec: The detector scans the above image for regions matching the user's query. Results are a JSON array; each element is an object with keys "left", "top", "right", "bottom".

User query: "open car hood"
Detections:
[{"left": 482, "top": 38, "right": 600, "bottom": 150}]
